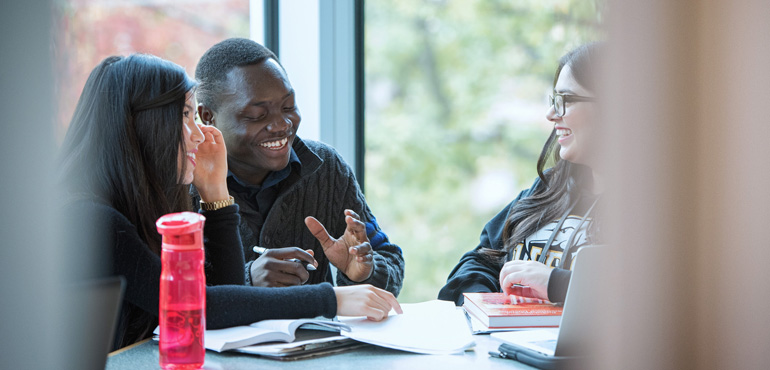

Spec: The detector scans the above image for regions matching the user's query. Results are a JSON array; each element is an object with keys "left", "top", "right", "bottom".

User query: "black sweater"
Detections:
[
  {"left": 71, "top": 200, "right": 337, "bottom": 349},
  {"left": 196, "top": 138, "right": 404, "bottom": 296},
  {"left": 437, "top": 177, "right": 573, "bottom": 306}
]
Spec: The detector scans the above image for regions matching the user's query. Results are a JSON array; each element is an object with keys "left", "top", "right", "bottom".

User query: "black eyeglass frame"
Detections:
[{"left": 549, "top": 92, "right": 596, "bottom": 117}]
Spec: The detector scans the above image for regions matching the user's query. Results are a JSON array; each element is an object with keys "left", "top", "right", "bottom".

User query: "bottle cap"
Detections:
[{"left": 156, "top": 212, "right": 206, "bottom": 250}]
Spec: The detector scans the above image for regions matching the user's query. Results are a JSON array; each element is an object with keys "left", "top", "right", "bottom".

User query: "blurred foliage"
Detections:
[
  {"left": 53, "top": 0, "right": 249, "bottom": 140},
  {"left": 364, "top": 0, "right": 604, "bottom": 302}
]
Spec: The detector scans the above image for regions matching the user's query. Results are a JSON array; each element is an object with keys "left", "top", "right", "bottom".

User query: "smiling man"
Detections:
[{"left": 193, "top": 38, "right": 403, "bottom": 296}]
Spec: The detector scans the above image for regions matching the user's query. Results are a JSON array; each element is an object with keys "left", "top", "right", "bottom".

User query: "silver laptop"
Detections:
[{"left": 490, "top": 246, "right": 606, "bottom": 367}]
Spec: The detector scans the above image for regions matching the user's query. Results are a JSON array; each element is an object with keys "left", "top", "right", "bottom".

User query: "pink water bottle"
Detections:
[{"left": 156, "top": 212, "right": 206, "bottom": 369}]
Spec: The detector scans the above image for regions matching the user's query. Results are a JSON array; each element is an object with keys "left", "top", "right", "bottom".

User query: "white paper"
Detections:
[{"left": 338, "top": 300, "right": 475, "bottom": 355}]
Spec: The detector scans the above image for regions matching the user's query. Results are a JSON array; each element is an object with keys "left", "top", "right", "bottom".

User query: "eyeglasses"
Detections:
[{"left": 549, "top": 92, "right": 596, "bottom": 117}]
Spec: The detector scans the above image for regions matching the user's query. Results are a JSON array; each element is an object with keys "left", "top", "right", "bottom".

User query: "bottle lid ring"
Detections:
[{"left": 156, "top": 212, "right": 206, "bottom": 235}]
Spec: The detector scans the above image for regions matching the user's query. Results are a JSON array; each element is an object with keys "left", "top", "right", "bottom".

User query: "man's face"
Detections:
[{"left": 203, "top": 59, "right": 301, "bottom": 185}]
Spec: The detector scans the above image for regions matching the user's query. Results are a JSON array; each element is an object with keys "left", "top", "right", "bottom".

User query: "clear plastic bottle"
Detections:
[{"left": 156, "top": 212, "right": 206, "bottom": 369}]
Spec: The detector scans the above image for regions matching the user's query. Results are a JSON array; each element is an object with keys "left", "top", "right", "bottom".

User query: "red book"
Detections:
[{"left": 462, "top": 293, "right": 562, "bottom": 329}]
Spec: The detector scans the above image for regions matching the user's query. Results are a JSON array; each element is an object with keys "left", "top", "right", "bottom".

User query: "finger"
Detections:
[
  {"left": 284, "top": 263, "right": 310, "bottom": 284},
  {"left": 349, "top": 242, "right": 372, "bottom": 256},
  {"left": 264, "top": 260, "right": 308, "bottom": 285},
  {"left": 198, "top": 123, "right": 217, "bottom": 134},
  {"left": 500, "top": 272, "right": 515, "bottom": 293},
  {"left": 204, "top": 131, "right": 216, "bottom": 146},
  {"left": 345, "top": 216, "right": 368, "bottom": 242},
  {"left": 375, "top": 288, "right": 402, "bottom": 314},
  {"left": 356, "top": 255, "right": 373, "bottom": 264},
  {"left": 365, "top": 308, "right": 388, "bottom": 322},
  {"left": 344, "top": 209, "right": 361, "bottom": 221},
  {"left": 364, "top": 288, "right": 395, "bottom": 316},
  {"left": 501, "top": 272, "right": 526, "bottom": 295},
  {"left": 499, "top": 261, "right": 525, "bottom": 286},
  {"left": 260, "top": 269, "right": 303, "bottom": 287},
  {"left": 209, "top": 126, "right": 224, "bottom": 145},
  {"left": 362, "top": 297, "right": 389, "bottom": 321},
  {"left": 509, "top": 285, "right": 535, "bottom": 298},
  {"left": 304, "top": 249, "right": 319, "bottom": 268},
  {"left": 264, "top": 247, "right": 317, "bottom": 265},
  {"left": 304, "top": 216, "right": 336, "bottom": 249},
  {"left": 199, "top": 125, "right": 224, "bottom": 144},
  {"left": 499, "top": 260, "right": 526, "bottom": 274}
]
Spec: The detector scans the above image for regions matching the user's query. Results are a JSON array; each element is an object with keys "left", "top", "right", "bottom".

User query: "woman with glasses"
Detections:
[{"left": 438, "top": 42, "right": 603, "bottom": 305}]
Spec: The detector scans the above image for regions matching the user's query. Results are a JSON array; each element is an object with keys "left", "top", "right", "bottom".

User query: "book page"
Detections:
[
  {"left": 251, "top": 318, "right": 350, "bottom": 335},
  {"left": 205, "top": 326, "right": 291, "bottom": 352},
  {"left": 338, "top": 300, "right": 475, "bottom": 355}
]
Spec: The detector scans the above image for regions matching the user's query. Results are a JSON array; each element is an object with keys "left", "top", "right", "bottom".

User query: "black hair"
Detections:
[
  {"left": 195, "top": 37, "right": 279, "bottom": 110},
  {"left": 59, "top": 54, "right": 197, "bottom": 255}
]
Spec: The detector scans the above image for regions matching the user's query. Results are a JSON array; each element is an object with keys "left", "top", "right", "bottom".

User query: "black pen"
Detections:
[{"left": 252, "top": 246, "right": 316, "bottom": 271}]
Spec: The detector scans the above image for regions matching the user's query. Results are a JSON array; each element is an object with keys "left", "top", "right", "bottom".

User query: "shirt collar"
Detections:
[{"left": 227, "top": 147, "right": 302, "bottom": 191}]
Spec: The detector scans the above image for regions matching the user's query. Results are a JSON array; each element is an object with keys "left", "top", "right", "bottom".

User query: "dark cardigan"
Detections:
[{"left": 194, "top": 137, "right": 405, "bottom": 296}]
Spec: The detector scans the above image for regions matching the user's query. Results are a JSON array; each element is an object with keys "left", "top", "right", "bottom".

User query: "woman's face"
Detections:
[
  {"left": 179, "top": 91, "right": 204, "bottom": 184},
  {"left": 546, "top": 65, "right": 598, "bottom": 166}
]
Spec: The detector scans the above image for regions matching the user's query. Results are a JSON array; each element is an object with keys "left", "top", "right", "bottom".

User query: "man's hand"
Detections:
[
  {"left": 249, "top": 247, "right": 318, "bottom": 287},
  {"left": 305, "top": 210, "right": 374, "bottom": 282}
]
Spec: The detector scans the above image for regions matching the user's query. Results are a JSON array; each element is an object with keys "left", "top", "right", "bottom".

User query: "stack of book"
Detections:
[{"left": 462, "top": 293, "right": 563, "bottom": 331}]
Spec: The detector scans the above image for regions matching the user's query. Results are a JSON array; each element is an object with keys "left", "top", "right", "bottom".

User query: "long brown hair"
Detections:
[
  {"left": 59, "top": 54, "right": 196, "bottom": 254},
  {"left": 487, "top": 42, "right": 602, "bottom": 261}
]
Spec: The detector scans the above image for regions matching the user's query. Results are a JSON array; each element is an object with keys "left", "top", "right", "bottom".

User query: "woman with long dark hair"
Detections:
[
  {"left": 60, "top": 54, "right": 400, "bottom": 349},
  {"left": 439, "top": 43, "right": 603, "bottom": 305}
]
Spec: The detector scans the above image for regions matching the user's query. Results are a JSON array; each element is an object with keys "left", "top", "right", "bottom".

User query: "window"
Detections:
[
  {"left": 53, "top": 1, "right": 604, "bottom": 303},
  {"left": 54, "top": 0, "right": 251, "bottom": 138},
  {"left": 364, "top": 0, "right": 603, "bottom": 302}
]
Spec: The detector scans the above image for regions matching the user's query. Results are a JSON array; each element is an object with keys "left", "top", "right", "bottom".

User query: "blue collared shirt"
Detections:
[{"left": 227, "top": 148, "right": 301, "bottom": 232}]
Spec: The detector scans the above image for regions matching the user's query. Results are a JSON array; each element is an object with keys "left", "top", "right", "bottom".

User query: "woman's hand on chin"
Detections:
[{"left": 193, "top": 124, "right": 230, "bottom": 202}]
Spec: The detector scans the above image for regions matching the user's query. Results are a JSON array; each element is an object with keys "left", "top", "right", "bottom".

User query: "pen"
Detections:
[{"left": 252, "top": 246, "right": 316, "bottom": 271}]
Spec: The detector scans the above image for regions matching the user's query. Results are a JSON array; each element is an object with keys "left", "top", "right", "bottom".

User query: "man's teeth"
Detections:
[
  {"left": 260, "top": 137, "right": 288, "bottom": 149},
  {"left": 557, "top": 128, "right": 572, "bottom": 136}
]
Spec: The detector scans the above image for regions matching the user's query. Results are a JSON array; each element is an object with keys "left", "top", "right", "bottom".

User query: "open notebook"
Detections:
[{"left": 204, "top": 318, "right": 349, "bottom": 352}]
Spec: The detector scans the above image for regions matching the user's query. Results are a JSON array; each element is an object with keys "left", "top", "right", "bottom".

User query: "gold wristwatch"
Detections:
[{"left": 200, "top": 196, "right": 235, "bottom": 211}]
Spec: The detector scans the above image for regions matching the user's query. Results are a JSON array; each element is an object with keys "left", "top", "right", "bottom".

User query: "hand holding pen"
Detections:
[
  {"left": 248, "top": 246, "right": 319, "bottom": 287},
  {"left": 252, "top": 246, "right": 317, "bottom": 271}
]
